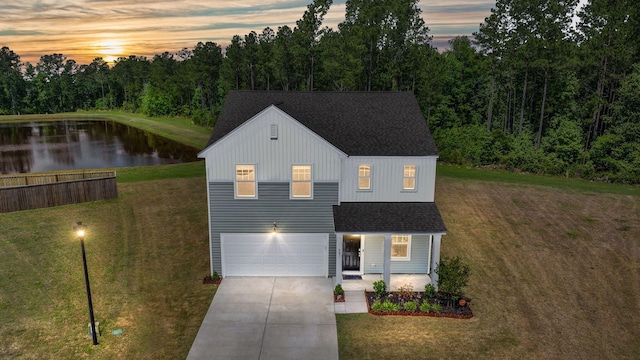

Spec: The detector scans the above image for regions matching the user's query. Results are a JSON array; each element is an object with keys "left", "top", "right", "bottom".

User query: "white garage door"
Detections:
[{"left": 221, "top": 233, "right": 328, "bottom": 276}]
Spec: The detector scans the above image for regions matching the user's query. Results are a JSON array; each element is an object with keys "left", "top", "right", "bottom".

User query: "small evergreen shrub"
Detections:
[
  {"left": 424, "top": 283, "right": 436, "bottom": 300},
  {"left": 334, "top": 284, "right": 344, "bottom": 296},
  {"left": 211, "top": 271, "right": 220, "bottom": 281},
  {"left": 432, "top": 303, "right": 443, "bottom": 312},
  {"left": 373, "top": 280, "right": 387, "bottom": 297},
  {"left": 436, "top": 256, "right": 471, "bottom": 296}
]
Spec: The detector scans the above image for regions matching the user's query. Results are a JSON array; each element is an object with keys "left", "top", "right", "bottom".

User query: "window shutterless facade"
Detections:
[
  {"left": 403, "top": 165, "right": 416, "bottom": 190},
  {"left": 235, "top": 165, "right": 256, "bottom": 198},
  {"left": 291, "top": 165, "right": 312, "bottom": 198},
  {"left": 358, "top": 164, "right": 371, "bottom": 190},
  {"left": 391, "top": 235, "right": 411, "bottom": 260}
]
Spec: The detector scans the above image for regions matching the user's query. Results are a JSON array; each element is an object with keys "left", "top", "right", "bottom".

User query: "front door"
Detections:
[{"left": 343, "top": 235, "right": 361, "bottom": 271}]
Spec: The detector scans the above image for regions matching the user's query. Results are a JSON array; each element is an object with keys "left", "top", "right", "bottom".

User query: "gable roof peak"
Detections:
[{"left": 206, "top": 91, "right": 439, "bottom": 157}]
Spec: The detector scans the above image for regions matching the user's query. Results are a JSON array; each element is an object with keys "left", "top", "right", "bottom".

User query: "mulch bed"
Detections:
[
  {"left": 365, "top": 291, "right": 473, "bottom": 319},
  {"left": 202, "top": 276, "right": 223, "bottom": 284}
]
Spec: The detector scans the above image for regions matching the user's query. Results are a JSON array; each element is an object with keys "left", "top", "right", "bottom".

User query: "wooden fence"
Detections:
[{"left": 0, "top": 171, "right": 118, "bottom": 213}]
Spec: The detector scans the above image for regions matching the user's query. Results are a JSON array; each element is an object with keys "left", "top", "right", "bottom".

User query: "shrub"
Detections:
[
  {"left": 397, "top": 284, "right": 415, "bottom": 302},
  {"left": 334, "top": 284, "right": 344, "bottom": 296},
  {"left": 404, "top": 301, "right": 417, "bottom": 312},
  {"left": 436, "top": 256, "right": 471, "bottom": 296},
  {"left": 432, "top": 303, "right": 443, "bottom": 312},
  {"left": 371, "top": 299, "right": 401, "bottom": 312},
  {"left": 420, "top": 301, "right": 432, "bottom": 312},
  {"left": 211, "top": 271, "right": 220, "bottom": 281},
  {"left": 373, "top": 280, "right": 387, "bottom": 297},
  {"left": 424, "top": 283, "right": 436, "bottom": 300}
]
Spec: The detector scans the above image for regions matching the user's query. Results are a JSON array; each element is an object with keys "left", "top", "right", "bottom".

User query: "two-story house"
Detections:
[{"left": 197, "top": 91, "right": 446, "bottom": 287}]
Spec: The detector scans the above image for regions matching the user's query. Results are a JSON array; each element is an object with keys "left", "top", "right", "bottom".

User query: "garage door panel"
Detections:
[{"left": 222, "top": 234, "right": 327, "bottom": 276}]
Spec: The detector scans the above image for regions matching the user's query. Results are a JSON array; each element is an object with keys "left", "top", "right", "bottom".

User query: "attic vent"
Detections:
[{"left": 270, "top": 124, "right": 278, "bottom": 140}]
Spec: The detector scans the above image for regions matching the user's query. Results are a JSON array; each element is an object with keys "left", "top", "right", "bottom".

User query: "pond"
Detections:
[{"left": 0, "top": 120, "right": 201, "bottom": 174}]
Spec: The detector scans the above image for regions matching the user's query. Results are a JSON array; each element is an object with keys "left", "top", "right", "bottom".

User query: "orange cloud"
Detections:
[{"left": 2, "top": 0, "right": 494, "bottom": 64}]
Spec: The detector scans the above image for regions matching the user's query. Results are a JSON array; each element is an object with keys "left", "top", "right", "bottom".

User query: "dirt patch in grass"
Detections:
[
  {"left": 0, "top": 177, "right": 216, "bottom": 359},
  {"left": 337, "top": 178, "right": 640, "bottom": 359}
]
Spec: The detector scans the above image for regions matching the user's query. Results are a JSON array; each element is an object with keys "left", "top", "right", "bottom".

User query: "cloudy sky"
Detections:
[{"left": 1, "top": 0, "right": 495, "bottom": 65}]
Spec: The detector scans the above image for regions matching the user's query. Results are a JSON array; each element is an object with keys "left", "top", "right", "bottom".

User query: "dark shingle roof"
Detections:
[
  {"left": 206, "top": 91, "right": 438, "bottom": 156},
  {"left": 333, "top": 202, "right": 447, "bottom": 233}
]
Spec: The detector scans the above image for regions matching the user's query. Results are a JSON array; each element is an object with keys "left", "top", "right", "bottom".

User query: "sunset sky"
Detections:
[{"left": 1, "top": 0, "right": 495, "bottom": 65}]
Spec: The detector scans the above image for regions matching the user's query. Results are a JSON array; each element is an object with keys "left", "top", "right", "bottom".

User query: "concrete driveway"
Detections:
[{"left": 187, "top": 277, "right": 339, "bottom": 360}]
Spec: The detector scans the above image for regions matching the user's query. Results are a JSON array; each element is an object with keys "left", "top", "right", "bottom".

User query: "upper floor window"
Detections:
[
  {"left": 358, "top": 165, "right": 371, "bottom": 190},
  {"left": 291, "top": 165, "right": 312, "bottom": 198},
  {"left": 391, "top": 235, "right": 411, "bottom": 260},
  {"left": 235, "top": 165, "right": 256, "bottom": 198},
  {"left": 403, "top": 165, "right": 416, "bottom": 190}
]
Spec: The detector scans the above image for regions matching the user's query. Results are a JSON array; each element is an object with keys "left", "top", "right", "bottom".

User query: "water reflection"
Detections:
[{"left": 0, "top": 120, "right": 200, "bottom": 174}]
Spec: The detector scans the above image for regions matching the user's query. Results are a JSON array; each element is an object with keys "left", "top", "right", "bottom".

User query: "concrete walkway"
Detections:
[
  {"left": 334, "top": 274, "right": 431, "bottom": 314},
  {"left": 187, "top": 277, "right": 338, "bottom": 360}
]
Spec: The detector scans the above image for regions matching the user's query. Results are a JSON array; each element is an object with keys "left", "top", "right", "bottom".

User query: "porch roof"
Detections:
[{"left": 332, "top": 202, "right": 447, "bottom": 233}]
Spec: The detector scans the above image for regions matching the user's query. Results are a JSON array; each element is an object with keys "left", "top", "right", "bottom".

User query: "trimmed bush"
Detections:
[{"left": 436, "top": 256, "right": 471, "bottom": 296}]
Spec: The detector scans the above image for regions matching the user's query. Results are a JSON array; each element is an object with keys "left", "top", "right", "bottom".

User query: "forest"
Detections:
[{"left": 1, "top": 0, "right": 639, "bottom": 184}]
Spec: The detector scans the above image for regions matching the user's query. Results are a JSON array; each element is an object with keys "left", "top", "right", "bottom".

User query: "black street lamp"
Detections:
[{"left": 74, "top": 221, "right": 98, "bottom": 346}]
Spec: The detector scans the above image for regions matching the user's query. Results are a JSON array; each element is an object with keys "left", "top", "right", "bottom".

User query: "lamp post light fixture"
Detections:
[
  {"left": 74, "top": 221, "right": 98, "bottom": 346},
  {"left": 272, "top": 222, "right": 278, "bottom": 233}
]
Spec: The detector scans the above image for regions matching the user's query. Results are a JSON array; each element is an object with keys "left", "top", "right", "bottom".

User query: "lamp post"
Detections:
[{"left": 74, "top": 221, "right": 98, "bottom": 345}]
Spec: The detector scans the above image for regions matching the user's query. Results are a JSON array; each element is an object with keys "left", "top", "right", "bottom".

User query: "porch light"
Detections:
[{"left": 272, "top": 222, "right": 278, "bottom": 233}]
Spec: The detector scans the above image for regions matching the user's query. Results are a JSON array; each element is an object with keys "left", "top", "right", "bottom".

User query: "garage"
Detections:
[{"left": 221, "top": 233, "right": 328, "bottom": 276}]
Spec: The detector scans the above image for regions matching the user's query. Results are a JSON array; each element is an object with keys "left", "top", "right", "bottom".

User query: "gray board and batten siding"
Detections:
[{"left": 208, "top": 182, "right": 339, "bottom": 276}]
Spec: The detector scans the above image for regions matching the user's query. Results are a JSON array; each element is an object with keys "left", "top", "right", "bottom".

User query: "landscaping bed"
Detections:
[
  {"left": 365, "top": 284, "right": 473, "bottom": 319},
  {"left": 203, "top": 272, "right": 223, "bottom": 284}
]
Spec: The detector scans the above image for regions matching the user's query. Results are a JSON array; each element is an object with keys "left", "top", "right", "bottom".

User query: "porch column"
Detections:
[
  {"left": 430, "top": 234, "right": 442, "bottom": 289},
  {"left": 335, "top": 233, "right": 343, "bottom": 284},
  {"left": 383, "top": 233, "right": 391, "bottom": 286},
  {"left": 427, "top": 235, "right": 433, "bottom": 274}
]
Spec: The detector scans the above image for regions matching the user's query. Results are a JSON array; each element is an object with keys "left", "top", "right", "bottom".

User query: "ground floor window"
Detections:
[{"left": 391, "top": 235, "right": 411, "bottom": 260}]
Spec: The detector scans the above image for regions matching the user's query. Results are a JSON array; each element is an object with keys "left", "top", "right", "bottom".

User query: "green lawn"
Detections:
[
  {"left": 337, "top": 176, "right": 640, "bottom": 359},
  {"left": 0, "top": 169, "right": 215, "bottom": 359},
  {"left": 1, "top": 113, "right": 638, "bottom": 358}
]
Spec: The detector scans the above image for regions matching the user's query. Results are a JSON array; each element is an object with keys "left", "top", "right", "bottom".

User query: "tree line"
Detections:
[{"left": 1, "top": 0, "right": 639, "bottom": 183}]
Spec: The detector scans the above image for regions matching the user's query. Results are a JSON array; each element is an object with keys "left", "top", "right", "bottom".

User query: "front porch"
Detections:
[
  {"left": 332, "top": 202, "right": 447, "bottom": 289},
  {"left": 333, "top": 274, "right": 432, "bottom": 314},
  {"left": 335, "top": 274, "right": 432, "bottom": 292}
]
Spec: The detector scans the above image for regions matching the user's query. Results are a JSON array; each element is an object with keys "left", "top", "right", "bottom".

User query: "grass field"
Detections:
[
  {"left": 1, "top": 113, "right": 639, "bottom": 358},
  {"left": 0, "top": 163, "right": 216, "bottom": 359},
  {"left": 337, "top": 176, "right": 640, "bottom": 359}
]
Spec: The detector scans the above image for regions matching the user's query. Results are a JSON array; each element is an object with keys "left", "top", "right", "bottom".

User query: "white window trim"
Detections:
[
  {"left": 234, "top": 164, "right": 257, "bottom": 199},
  {"left": 391, "top": 234, "right": 411, "bottom": 261},
  {"left": 402, "top": 164, "right": 417, "bottom": 192},
  {"left": 357, "top": 164, "right": 372, "bottom": 191},
  {"left": 290, "top": 164, "right": 313, "bottom": 199}
]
